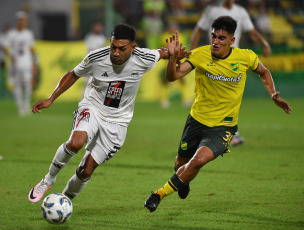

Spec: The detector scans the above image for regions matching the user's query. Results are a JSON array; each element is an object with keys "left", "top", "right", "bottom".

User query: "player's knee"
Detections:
[
  {"left": 76, "top": 167, "right": 92, "bottom": 180},
  {"left": 66, "top": 139, "right": 85, "bottom": 153},
  {"left": 175, "top": 155, "right": 190, "bottom": 170},
  {"left": 190, "top": 156, "right": 209, "bottom": 170}
]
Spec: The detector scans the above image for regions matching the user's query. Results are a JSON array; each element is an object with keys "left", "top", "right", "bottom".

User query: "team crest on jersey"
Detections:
[
  {"left": 231, "top": 63, "right": 239, "bottom": 71},
  {"left": 84, "top": 57, "right": 89, "bottom": 65},
  {"left": 104, "top": 81, "right": 126, "bottom": 108}
]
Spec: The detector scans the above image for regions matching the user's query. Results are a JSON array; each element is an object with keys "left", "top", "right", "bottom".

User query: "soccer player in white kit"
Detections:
[
  {"left": 28, "top": 24, "right": 190, "bottom": 203},
  {"left": 190, "top": 0, "right": 271, "bottom": 146},
  {"left": 5, "top": 11, "right": 37, "bottom": 116}
]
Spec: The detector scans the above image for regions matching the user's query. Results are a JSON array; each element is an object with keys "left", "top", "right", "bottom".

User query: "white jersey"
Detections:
[
  {"left": 84, "top": 32, "right": 106, "bottom": 52},
  {"left": 197, "top": 3, "right": 254, "bottom": 48},
  {"left": 74, "top": 46, "right": 160, "bottom": 126},
  {"left": 5, "top": 29, "right": 34, "bottom": 69}
]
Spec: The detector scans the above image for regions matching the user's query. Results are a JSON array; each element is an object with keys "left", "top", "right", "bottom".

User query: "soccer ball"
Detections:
[{"left": 41, "top": 193, "right": 73, "bottom": 224}]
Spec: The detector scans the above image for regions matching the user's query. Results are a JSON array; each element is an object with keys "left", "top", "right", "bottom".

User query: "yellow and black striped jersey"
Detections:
[{"left": 186, "top": 45, "right": 259, "bottom": 127}]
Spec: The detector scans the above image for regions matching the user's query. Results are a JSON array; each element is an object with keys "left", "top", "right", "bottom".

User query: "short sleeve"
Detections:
[
  {"left": 133, "top": 48, "right": 160, "bottom": 72},
  {"left": 248, "top": 50, "right": 259, "bottom": 71},
  {"left": 73, "top": 53, "right": 92, "bottom": 78}
]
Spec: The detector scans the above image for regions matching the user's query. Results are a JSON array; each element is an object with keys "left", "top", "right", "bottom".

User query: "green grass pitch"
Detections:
[{"left": 0, "top": 98, "right": 303, "bottom": 229}]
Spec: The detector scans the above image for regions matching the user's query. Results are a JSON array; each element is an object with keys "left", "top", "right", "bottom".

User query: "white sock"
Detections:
[
  {"left": 62, "top": 173, "right": 90, "bottom": 200},
  {"left": 44, "top": 143, "right": 76, "bottom": 185}
]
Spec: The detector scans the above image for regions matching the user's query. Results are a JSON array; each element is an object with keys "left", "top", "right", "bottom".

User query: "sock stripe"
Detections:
[
  {"left": 63, "top": 143, "right": 76, "bottom": 156},
  {"left": 168, "top": 180, "right": 178, "bottom": 191}
]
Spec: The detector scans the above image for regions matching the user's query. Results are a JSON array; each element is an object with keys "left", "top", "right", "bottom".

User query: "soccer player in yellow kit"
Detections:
[{"left": 144, "top": 16, "right": 292, "bottom": 212}]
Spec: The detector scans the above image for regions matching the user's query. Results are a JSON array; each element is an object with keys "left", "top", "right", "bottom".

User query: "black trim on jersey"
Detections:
[
  {"left": 253, "top": 63, "right": 259, "bottom": 71},
  {"left": 132, "top": 49, "right": 156, "bottom": 62},
  {"left": 88, "top": 48, "right": 110, "bottom": 61},
  {"left": 185, "top": 60, "right": 195, "bottom": 70},
  {"left": 212, "top": 47, "right": 232, "bottom": 60}
]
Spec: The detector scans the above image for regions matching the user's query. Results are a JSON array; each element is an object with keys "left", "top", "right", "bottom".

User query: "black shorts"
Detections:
[{"left": 178, "top": 115, "right": 238, "bottom": 159}]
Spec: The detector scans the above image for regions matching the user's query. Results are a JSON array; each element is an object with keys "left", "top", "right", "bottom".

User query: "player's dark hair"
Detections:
[
  {"left": 111, "top": 24, "right": 136, "bottom": 42},
  {"left": 211, "top": 16, "right": 237, "bottom": 35}
]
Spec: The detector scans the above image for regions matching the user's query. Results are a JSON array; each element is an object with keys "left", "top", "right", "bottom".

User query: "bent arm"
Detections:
[
  {"left": 249, "top": 29, "right": 271, "bottom": 57},
  {"left": 32, "top": 70, "right": 80, "bottom": 113},
  {"left": 49, "top": 70, "right": 80, "bottom": 102},
  {"left": 166, "top": 58, "right": 193, "bottom": 82},
  {"left": 190, "top": 26, "right": 204, "bottom": 50},
  {"left": 254, "top": 61, "right": 292, "bottom": 114}
]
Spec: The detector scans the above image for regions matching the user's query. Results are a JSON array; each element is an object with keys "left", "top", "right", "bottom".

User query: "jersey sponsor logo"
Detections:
[
  {"left": 205, "top": 71, "right": 242, "bottom": 84},
  {"left": 104, "top": 81, "right": 125, "bottom": 108},
  {"left": 231, "top": 63, "right": 239, "bottom": 71},
  {"left": 181, "top": 141, "right": 187, "bottom": 150},
  {"left": 131, "top": 70, "right": 139, "bottom": 77},
  {"left": 102, "top": 72, "right": 109, "bottom": 77}
]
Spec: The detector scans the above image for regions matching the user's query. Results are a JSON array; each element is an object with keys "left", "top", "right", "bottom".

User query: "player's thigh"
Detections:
[
  {"left": 177, "top": 114, "right": 205, "bottom": 159},
  {"left": 87, "top": 118, "right": 127, "bottom": 165},
  {"left": 199, "top": 125, "right": 237, "bottom": 159}
]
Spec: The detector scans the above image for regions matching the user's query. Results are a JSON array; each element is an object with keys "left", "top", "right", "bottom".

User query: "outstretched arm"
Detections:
[
  {"left": 32, "top": 70, "right": 80, "bottom": 113},
  {"left": 166, "top": 31, "right": 193, "bottom": 82},
  {"left": 254, "top": 61, "right": 292, "bottom": 114},
  {"left": 249, "top": 29, "right": 271, "bottom": 57}
]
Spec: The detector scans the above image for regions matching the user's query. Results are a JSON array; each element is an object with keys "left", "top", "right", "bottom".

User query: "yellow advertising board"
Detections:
[{"left": 33, "top": 41, "right": 86, "bottom": 101}]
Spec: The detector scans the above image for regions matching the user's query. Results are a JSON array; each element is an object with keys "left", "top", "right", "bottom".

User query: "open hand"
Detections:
[{"left": 271, "top": 92, "right": 292, "bottom": 114}]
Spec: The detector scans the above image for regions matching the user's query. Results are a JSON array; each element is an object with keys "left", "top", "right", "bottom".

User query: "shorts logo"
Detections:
[
  {"left": 181, "top": 141, "right": 187, "bottom": 150},
  {"left": 72, "top": 108, "right": 90, "bottom": 129},
  {"left": 104, "top": 81, "right": 125, "bottom": 108}
]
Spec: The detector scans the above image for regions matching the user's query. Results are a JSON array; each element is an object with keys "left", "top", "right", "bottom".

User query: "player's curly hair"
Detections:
[
  {"left": 111, "top": 24, "right": 136, "bottom": 42},
  {"left": 211, "top": 16, "right": 237, "bottom": 35}
]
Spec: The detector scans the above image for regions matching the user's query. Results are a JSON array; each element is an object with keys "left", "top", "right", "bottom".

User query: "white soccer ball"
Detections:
[{"left": 41, "top": 193, "right": 73, "bottom": 224}]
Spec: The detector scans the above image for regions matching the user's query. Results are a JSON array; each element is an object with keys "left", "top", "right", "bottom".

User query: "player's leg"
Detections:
[
  {"left": 28, "top": 108, "right": 93, "bottom": 203},
  {"left": 44, "top": 131, "right": 88, "bottom": 185},
  {"left": 28, "top": 131, "right": 88, "bottom": 203},
  {"left": 12, "top": 71, "right": 23, "bottom": 115},
  {"left": 144, "top": 123, "right": 236, "bottom": 212},
  {"left": 63, "top": 115, "right": 127, "bottom": 200},
  {"left": 230, "top": 131, "right": 244, "bottom": 146},
  {"left": 62, "top": 150, "right": 98, "bottom": 200},
  {"left": 22, "top": 68, "right": 33, "bottom": 115},
  {"left": 174, "top": 154, "right": 191, "bottom": 199}
]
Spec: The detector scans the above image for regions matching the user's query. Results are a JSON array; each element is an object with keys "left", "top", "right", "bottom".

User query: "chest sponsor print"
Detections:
[{"left": 104, "top": 81, "right": 126, "bottom": 108}]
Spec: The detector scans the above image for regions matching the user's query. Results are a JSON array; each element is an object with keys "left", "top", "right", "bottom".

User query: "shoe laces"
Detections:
[{"left": 35, "top": 181, "right": 49, "bottom": 195}]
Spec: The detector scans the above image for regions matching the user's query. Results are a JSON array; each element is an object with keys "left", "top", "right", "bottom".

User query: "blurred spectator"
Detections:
[
  {"left": 254, "top": 2, "right": 271, "bottom": 36},
  {"left": 166, "top": 0, "right": 185, "bottom": 16},
  {"left": 159, "top": 21, "right": 191, "bottom": 108},
  {"left": 195, "top": 0, "right": 216, "bottom": 14},
  {"left": 142, "top": 0, "right": 166, "bottom": 49},
  {"left": 114, "top": 0, "right": 144, "bottom": 27},
  {"left": 190, "top": 0, "right": 271, "bottom": 58},
  {"left": 0, "top": 24, "right": 11, "bottom": 78},
  {"left": 84, "top": 21, "right": 106, "bottom": 52},
  {"left": 83, "top": 21, "right": 107, "bottom": 94},
  {"left": 4, "top": 11, "right": 37, "bottom": 116}
]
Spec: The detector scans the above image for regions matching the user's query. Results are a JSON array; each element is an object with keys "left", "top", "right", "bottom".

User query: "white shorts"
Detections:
[{"left": 71, "top": 107, "right": 127, "bottom": 165}]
